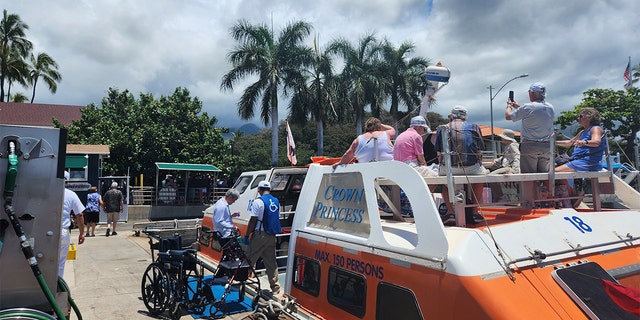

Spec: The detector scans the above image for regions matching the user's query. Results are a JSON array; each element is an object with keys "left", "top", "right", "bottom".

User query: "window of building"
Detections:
[{"left": 327, "top": 266, "right": 366, "bottom": 318}]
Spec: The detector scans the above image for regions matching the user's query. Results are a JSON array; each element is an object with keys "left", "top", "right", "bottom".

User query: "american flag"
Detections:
[{"left": 624, "top": 58, "right": 631, "bottom": 89}]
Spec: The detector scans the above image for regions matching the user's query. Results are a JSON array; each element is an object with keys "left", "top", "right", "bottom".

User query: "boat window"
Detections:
[
  {"left": 552, "top": 261, "right": 638, "bottom": 320},
  {"left": 376, "top": 282, "right": 423, "bottom": 320},
  {"left": 270, "top": 173, "right": 289, "bottom": 191},
  {"left": 250, "top": 174, "right": 267, "bottom": 189},
  {"left": 233, "top": 175, "right": 253, "bottom": 194},
  {"left": 292, "top": 255, "right": 320, "bottom": 297},
  {"left": 327, "top": 266, "right": 366, "bottom": 318}
]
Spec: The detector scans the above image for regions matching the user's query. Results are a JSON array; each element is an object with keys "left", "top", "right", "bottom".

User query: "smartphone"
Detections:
[{"left": 508, "top": 90, "right": 514, "bottom": 102}]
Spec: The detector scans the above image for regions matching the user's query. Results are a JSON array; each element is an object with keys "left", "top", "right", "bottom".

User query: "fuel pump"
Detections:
[{"left": 0, "top": 125, "right": 81, "bottom": 319}]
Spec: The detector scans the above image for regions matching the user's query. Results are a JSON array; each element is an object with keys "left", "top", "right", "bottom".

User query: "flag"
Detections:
[
  {"left": 286, "top": 121, "right": 297, "bottom": 165},
  {"left": 601, "top": 279, "right": 640, "bottom": 316},
  {"left": 624, "top": 57, "right": 632, "bottom": 89}
]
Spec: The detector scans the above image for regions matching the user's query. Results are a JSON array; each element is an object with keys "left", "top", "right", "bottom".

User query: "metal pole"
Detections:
[
  {"left": 488, "top": 74, "right": 529, "bottom": 154},
  {"left": 489, "top": 85, "right": 495, "bottom": 153}
]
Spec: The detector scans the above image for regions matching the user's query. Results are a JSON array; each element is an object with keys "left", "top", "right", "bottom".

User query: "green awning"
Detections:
[
  {"left": 155, "top": 162, "right": 220, "bottom": 172},
  {"left": 65, "top": 156, "right": 88, "bottom": 168}
]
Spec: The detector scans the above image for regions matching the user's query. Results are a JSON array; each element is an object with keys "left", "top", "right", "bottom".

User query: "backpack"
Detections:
[{"left": 258, "top": 194, "right": 282, "bottom": 235}]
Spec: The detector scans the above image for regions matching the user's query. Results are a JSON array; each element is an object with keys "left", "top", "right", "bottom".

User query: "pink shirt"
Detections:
[{"left": 393, "top": 127, "right": 424, "bottom": 162}]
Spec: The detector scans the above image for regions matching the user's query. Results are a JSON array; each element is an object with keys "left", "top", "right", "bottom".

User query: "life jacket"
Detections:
[{"left": 258, "top": 193, "right": 282, "bottom": 235}]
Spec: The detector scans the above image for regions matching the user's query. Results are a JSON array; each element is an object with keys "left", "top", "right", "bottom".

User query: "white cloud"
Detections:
[{"left": 4, "top": 0, "right": 639, "bottom": 130}]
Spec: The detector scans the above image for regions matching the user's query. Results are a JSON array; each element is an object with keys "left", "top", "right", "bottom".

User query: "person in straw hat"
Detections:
[{"left": 489, "top": 128, "right": 520, "bottom": 174}]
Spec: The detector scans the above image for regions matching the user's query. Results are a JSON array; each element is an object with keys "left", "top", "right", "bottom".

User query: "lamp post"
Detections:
[{"left": 488, "top": 74, "right": 528, "bottom": 152}]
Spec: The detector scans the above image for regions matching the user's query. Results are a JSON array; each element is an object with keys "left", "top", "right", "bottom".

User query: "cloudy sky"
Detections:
[{"left": 4, "top": 0, "right": 639, "bottom": 131}]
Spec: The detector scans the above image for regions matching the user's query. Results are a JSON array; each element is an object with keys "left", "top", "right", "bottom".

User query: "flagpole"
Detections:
[{"left": 629, "top": 56, "right": 632, "bottom": 87}]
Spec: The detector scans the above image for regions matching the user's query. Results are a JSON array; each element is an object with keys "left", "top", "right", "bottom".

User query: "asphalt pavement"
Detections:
[{"left": 65, "top": 221, "right": 253, "bottom": 320}]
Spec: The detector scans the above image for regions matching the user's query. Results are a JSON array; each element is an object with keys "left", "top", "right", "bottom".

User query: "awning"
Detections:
[
  {"left": 65, "top": 156, "right": 88, "bottom": 168},
  {"left": 155, "top": 162, "right": 220, "bottom": 172}
]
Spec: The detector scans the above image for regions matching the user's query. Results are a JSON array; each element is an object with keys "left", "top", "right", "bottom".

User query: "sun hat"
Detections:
[
  {"left": 258, "top": 180, "right": 271, "bottom": 189},
  {"left": 497, "top": 129, "right": 517, "bottom": 142},
  {"left": 410, "top": 116, "right": 429, "bottom": 128}
]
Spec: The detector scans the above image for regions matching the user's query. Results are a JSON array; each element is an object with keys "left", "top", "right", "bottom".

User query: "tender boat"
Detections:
[{"left": 198, "top": 159, "right": 640, "bottom": 319}]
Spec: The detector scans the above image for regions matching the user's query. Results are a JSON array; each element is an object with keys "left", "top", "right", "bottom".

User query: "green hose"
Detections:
[
  {"left": 3, "top": 141, "right": 67, "bottom": 320},
  {"left": 0, "top": 308, "right": 56, "bottom": 320},
  {"left": 58, "top": 277, "right": 83, "bottom": 320}
]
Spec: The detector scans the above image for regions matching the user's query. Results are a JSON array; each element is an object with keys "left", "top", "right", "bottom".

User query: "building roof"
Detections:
[
  {"left": 67, "top": 144, "right": 110, "bottom": 156},
  {"left": 0, "top": 102, "right": 83, "bottom": 127},
  {"left": 478, "top": 125, "right": 521, "bottom": 138}
]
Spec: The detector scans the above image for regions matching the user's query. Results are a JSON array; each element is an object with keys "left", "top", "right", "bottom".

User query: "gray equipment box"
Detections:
[{"left": 0, "top": 124, "right": 68, "bottom": 312}]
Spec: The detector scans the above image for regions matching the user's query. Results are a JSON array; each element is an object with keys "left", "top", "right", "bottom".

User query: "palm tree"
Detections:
[
  {"left": 632, "top": 62, "right": 640, "bottom": 86},
  {"left": 5, "top": 47, "right": 30, "bottom": 100},
  {"left": 29, "top": 52, "right": 61, "bottom": 103},
  {"left": 329, "top": 34, "right": 385, "bottom": 135},
  {"left": 290, "top": 36, "right": 337, "bottom": 155},
  {"left": 0, "top": 9, "right": 32, "bottom": 102},
  {"left": 221, "top": 19, "right": 312, "bottom": 167},
  {"left": 10, "top": 92, "right": 28, "bottom": 102},
  {"left": 379, "top": 40, "right": 430, "bottom": 126}
]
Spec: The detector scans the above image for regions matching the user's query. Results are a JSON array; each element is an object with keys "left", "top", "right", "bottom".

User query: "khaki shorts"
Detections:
[{"left": 106, "top": 211, "right": 119, "bottom": 223}]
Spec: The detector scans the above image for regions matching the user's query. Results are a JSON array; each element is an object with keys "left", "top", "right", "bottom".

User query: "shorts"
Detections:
[
  {"left": 85, "top": 211, "right": 100, "bottom": 224},
  {"left": 106, "top": 211, "right": 119, "bottom": 223}
]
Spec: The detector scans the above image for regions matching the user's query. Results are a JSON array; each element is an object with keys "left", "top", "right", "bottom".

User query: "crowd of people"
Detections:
[{"left": 332, "top": 82, "right": 608, "bottom": 225}]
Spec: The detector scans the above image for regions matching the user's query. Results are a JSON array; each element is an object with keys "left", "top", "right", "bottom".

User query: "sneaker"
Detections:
[
  {"left": 106, "top": 228, "right": 111, "bottom": 237},
  {"left": 111, "top": 231, "right": 117, "bottom": 236},
  {"left": 85, "top": 233, "right": 90, "bottom": 237},
  {"left": 440, "top": 214, "right": 456, "bottom": 226}
]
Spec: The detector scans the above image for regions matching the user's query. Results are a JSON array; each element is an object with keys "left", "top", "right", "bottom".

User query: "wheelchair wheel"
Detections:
[{"left": 141, "top": 263, "right": 171, "bottom": 315}]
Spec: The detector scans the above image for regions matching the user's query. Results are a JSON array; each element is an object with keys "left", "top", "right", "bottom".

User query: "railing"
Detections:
[{"left": 132, "top": 186, "right": 155, "bottom": 205}]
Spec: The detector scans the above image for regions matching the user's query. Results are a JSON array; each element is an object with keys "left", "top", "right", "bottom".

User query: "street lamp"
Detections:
[{"left": 488, "top": 73, "right": 528, "bottom": 152}]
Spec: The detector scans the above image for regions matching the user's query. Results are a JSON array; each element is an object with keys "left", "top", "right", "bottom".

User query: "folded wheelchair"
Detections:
[{"left": 140, "top": 229, "right": 260, "bottom": 319}]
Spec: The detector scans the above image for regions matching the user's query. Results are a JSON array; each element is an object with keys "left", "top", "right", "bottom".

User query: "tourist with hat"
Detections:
[
  {"left": 434, "top": 105, "right": 487, "bottom": 225},
  {"left": 394, "top": 115, "right": 437, "bottom": 177},
  {"left": 505, "top": 82, "right": 555, "bottom": 174},
  {"left": 244, "top": 180, "right": 282, "bottom": 295},
  {"left": 489, "top": 128, "right": 521, "bottom": 174}
]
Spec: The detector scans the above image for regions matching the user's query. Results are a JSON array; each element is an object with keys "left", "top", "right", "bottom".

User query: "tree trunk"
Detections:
[{"left": 271, "top": 91, "right": 279, "bottom": 168}]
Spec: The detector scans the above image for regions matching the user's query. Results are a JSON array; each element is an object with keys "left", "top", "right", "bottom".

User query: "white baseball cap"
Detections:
[{"left": 258, "top": 180, "right": 271, "bottom": 189}]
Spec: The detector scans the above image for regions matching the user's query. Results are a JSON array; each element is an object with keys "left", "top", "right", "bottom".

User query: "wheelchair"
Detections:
[{"left": 140, "top": 229, "right": 260, "bottom": 319}]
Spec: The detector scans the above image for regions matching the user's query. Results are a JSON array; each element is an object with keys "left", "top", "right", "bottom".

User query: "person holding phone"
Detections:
[{"left": 505, "top": 82, "right": 555, "bottom": 174}]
